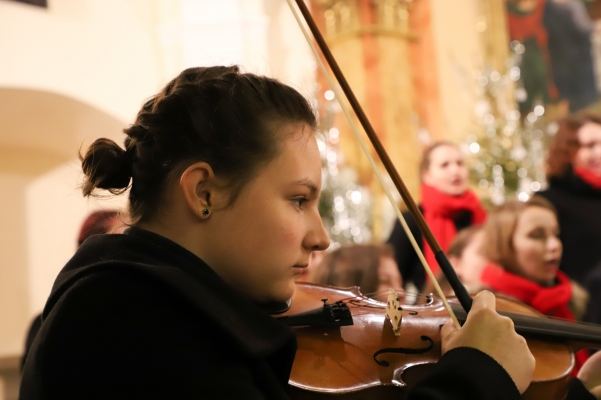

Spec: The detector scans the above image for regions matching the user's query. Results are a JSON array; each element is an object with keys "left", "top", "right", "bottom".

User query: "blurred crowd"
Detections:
[{"left": 299, "top": 111, "right": 601, "bottom": 368}]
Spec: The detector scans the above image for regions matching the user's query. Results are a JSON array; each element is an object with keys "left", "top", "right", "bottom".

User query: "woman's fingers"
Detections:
[
  {"left": 441, "top": 291, "right": 535, "bottom": 394},
  {"left": 578, "top": 350, "right": 601, "bottom": 399}
]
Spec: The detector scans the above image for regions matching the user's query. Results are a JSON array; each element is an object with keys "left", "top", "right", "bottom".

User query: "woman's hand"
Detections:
[
  {"left": 441, "top": 290, "right": 535, "bottom": 394},
  {"left": 578, "top": 350, "right": 601, "bottom": 399}
]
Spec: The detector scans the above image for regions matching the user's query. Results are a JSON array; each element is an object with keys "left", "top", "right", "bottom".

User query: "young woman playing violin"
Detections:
[{"left": 19, "top": 67, "right": 599, "bottom": 399}]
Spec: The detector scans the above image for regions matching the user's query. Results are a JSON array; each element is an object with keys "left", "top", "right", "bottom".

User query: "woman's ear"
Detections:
[{"left": 180, "top": 162, "right": 217, "bottom": 219}]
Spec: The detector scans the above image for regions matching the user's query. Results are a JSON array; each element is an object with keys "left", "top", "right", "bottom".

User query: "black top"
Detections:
[
  {"left": 538, "top": 169, "right": 601, "bottom": 285},
  {"left": 20, "top": 227, "right": 296, "bottom": 399},
  {"left": 386, "top": 207, "right": 473, "bottom": 291},
  {"left": 19, "top": 227, "right": 591, "bottom": 399}
]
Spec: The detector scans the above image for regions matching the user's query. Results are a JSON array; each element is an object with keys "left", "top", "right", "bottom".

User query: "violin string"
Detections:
[
  {"left": 333, "top": 288, "right": 437, "bottom": 307},
  {"left": 286, "top": 0, "right": 461, "bottom": 329}
]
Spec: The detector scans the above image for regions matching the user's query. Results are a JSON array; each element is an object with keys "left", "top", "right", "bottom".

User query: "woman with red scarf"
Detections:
[
  {"left": 539, "top": 112, "right": 601, "bottom": 328},
  {"left": 480, "top": 196, "right": 589, "bottom": 374},
  {"left": 386, "top": 142, "right": 486, "bottom": 292},
  {"left": 538, "top": 112, "right": 601, "bottom": 286}
]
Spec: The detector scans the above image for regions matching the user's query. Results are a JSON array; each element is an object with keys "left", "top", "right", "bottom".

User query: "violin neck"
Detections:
[{"left": 450, "top": 304, "right": 601, "bottom": 349}]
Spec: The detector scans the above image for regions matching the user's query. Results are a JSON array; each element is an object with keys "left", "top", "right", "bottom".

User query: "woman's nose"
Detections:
[
  {"left": 306, "top": 215, "right": 330, "bottom": 251},
  {"left": 547, "top": 235, "right": 562, "bottom": 254}
]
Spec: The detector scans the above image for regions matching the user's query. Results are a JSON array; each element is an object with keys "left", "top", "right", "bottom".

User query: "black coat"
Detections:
[
  {"left": 538, "top": 169, "right": 601, "bottom": 285},
  {"left": 19, "top": 227, "right": 591, "bottom": 399},
  {"left": 386, "top": 208, "right": 473, "bottom": 291}
]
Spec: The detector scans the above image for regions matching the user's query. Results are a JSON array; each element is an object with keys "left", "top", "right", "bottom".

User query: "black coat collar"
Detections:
[
  {"left": 45, "top": 227, "right": 296, "bottom": 359},
  {"left": 549, "top": 168, "right": 601, "bottom": 199}
]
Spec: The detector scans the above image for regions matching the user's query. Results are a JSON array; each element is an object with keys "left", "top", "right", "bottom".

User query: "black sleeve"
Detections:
[
  {"left": 26, "top": 271, "right": 266, "bottom": 400},
  {"left": 407, "top": 347, "right": 521, "bottom": 400},
  {"left": 566, "top": 378, "right": 596, "bottom": 400},
  {"left": 21, "top": 313, "right": 42, "bottom": 371},
  {"left": 386, "top": 211, "right": 425, "bottom": 290}
]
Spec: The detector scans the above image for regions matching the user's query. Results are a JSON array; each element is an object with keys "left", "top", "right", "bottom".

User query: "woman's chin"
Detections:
[{"left": 267, "top": 281, "right": 296, "bottom": 304}]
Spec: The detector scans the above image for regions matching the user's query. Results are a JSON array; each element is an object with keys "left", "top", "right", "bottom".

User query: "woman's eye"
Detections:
[
  {"left": 293, "top": 197, "right": 307, "bottom": 208},
  {"left": 528, "top": 230, "right": 546, "bottom": 240}
]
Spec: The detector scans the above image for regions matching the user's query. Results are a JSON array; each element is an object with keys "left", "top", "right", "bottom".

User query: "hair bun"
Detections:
[{"left": 81, "top": 138, "right": 133, "bottom": 196}]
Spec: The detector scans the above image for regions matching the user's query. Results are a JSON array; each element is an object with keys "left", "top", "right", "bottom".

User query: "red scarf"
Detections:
[
  {"left": 420, "top": 184, "right": 487, "bottom": 275},
  {"left": 574, "top": 166, "right": 601, "bottom": 189},
  {"left": 480, "top": 263, "right": 588, "bottom": 374}
]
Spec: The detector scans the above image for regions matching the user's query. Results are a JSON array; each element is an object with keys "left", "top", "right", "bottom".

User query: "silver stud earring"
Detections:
[{"left": 202, "top": 208, "right": 210, "bottom": 217}]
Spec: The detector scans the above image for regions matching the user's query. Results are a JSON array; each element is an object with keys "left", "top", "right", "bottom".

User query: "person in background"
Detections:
[
  {"left": 386, "top": 142, "right": 486, "bottom": 292},
  {"left": 310, "top": 244, "right": 402, "bottom": 298},
  {"left": 479, "top": 197, "right": 589, "bottom": 373},
  {"left": 76, "top": 209, "right": 129, "bottom": 246},
  {"left": 21, "top": 209, "right": 128, "bottom": 371},
  {"left": 544, "top": 0, "right": 598, "bottom": 113},
  {"left": 538, "top": 112, "right": 601, "bottom": 287},
  {"left": 421, "top": 225, "right": 488, "bottom": 297}
]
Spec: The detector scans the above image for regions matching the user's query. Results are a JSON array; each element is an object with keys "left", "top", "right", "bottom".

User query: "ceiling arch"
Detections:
[{"left": 0, "top": 88, "right": 125, "bottom": 176}]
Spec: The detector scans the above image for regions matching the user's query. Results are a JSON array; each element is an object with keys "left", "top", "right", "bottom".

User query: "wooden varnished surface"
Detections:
[{"left": 285, "top": 283, "right": 573, "bottom": 400}]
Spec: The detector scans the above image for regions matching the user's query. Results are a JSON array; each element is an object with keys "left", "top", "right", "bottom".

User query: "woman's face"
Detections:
[
  {"left": 574, "top": 122, "right": 601, "bottom": 176},
  {"left": 452, "top": 230, "right": 488, "bottom": 286},
  {"left": 423, "top": 145, "right": 468, "bottom": 195},
  {"left": 512, "top": 206, "right": 562, "bottom": 285},
  {"left": 205, "top": 123, "right": 330, "bottom": 303},
  {"left": 376, "top": 255, "right": 403, "bottom": 294}
]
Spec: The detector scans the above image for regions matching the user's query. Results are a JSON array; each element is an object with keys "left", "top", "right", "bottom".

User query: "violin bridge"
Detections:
[{"left": 385, "top": 289, "right": 403, "bottom": 336}]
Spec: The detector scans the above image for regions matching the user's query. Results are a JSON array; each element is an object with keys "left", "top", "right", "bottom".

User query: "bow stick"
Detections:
[{"left": 287, "top": 0, "right": 473, "bottom": 324}]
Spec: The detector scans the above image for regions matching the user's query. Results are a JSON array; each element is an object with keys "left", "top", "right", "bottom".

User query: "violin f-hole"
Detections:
[{"left": 373, "top": 336, "right": 435, "bottom": 367}]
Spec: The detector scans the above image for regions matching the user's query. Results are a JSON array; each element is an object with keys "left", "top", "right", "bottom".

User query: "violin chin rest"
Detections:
[{"left": 262, "top": 298, "right": 292, "bottom": 315}]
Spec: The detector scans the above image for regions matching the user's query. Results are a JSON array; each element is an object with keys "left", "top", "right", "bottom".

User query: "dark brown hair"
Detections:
[
  {"left": 546, "top": 111, "right": 601, "bottom": 179},
  {"left": 312, "top": 244, "right": 395, "bottom": 296},
  {"left": 419, "top": 141, "right": 457, "bottom": 179},
  {"left": 482, "top": 196, "right": 557, "bottom": 275},
  {"left": 80, "top": 66, "right": 317, "bottom": 223}
]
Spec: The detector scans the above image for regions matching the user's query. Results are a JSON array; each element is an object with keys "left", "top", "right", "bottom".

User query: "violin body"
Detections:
[{"left": 285, "top": 282, "right": 574, "bottom": 400}]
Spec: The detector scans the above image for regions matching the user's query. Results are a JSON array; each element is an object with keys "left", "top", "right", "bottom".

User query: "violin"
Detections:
[{"left": 280, "top": 282, "right": 601, "bottom": 400}]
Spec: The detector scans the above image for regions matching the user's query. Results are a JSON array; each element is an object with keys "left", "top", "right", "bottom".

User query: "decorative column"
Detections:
[{"left": 312, "top": 0, "right": 420, "bottom": 239}]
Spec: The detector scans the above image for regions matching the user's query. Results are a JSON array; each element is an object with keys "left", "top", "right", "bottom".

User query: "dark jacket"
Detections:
[
  {"left": 19, "top": 227, "right": 590, "bottom": 399},
  {"left": 538, "top": 169, "right": 601, "bottom": 285},
  {"left": 386, "top": 208, "right": 473, "bottom": 291},
  {"left": 20, "top": 227, "right": 296, "bottom": 399}
]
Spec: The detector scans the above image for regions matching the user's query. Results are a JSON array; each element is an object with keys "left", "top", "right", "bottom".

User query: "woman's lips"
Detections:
[{"left": 292, "top": 264, "right": 308, "bottom": 274}]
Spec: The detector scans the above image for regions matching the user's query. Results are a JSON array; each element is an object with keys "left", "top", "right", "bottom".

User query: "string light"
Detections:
[
  {"left": 464, "top": 41, "right": 551, "bottom": 206},
  {"left": 317, "top": 89, "right": 372, "bottom": 248}
]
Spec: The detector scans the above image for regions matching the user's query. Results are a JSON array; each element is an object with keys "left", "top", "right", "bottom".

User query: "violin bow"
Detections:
[{"left": 287, "top": 0, "right": 472, "bottom": 324}]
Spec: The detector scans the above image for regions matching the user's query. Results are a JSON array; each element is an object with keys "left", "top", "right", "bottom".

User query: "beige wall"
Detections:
[
  {"left": 429, "top": 0, "right": 483, "bottom": 143},
  {"left": 0, "top": 176, "right": 31, "bottom": 358},
  {"left": 0, "top": 0, "right": 162, "bottom": 123}
]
